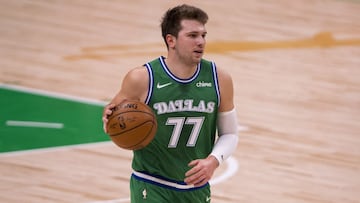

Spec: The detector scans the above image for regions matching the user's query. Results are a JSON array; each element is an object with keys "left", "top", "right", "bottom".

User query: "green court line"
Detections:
[{"left": 0, "top": 84, "right": 109, "bottom": 153}]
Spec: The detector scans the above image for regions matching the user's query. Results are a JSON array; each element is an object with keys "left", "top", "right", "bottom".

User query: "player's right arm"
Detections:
[{"left": 102, "top": 66, "right": 149, "bottom": 133}]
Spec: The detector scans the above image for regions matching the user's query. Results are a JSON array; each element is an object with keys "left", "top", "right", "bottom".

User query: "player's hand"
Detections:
[
  {"left": 102, "top": 103, "right": 115, "bottom": 133},
  {"left": 184, "top": 155, "right": 219, "bottom": 187}
]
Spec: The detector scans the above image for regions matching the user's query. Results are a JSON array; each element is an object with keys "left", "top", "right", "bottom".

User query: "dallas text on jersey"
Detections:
[{"left": 153, "top": 99, "right": 216, "bottom": 115}]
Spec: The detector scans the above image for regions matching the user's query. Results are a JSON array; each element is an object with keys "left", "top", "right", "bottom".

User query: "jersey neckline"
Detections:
[{"left": 159, "top": 56, "right": 201, "bottom": 84}]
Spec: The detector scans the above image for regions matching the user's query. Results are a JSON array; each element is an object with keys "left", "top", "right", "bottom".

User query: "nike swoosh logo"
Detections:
[{"left": 156, "top": 82, "right": 172, "bottom": 89}]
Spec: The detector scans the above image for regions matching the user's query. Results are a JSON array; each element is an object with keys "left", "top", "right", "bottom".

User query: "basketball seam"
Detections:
[
  {"left": 109, "top": 119, "right": 154, "bottom": 137},
  {"left": 109, "top": 110, "right": 155, "bottom": 118}
]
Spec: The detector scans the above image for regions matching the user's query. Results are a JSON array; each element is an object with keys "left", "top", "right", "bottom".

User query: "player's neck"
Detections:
[{"left": 164, "top": 56, "right": 198, "bottom": 79}]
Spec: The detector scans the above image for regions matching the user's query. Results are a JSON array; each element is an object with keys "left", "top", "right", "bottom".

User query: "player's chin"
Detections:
[
  {"left": 193, "top": 51, "right": 203, "bottom": 58},
  {"left": 192, "top": 54, "right": 203, "bottom": 63}
]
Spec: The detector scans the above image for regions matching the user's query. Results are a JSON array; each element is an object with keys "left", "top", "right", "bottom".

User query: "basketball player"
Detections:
[{"left": 102, "top": 4, "right": 239, "bottom": 202}]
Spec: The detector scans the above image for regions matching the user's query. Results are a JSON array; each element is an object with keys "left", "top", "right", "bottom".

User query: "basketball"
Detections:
[{"left": 106, "top": 100, "right": 157, "bottom": 150}]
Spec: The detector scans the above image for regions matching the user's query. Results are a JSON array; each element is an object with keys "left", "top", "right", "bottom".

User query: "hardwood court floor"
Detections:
[{"left": 0, "top": 0, "right": 360, "bottom": 202}]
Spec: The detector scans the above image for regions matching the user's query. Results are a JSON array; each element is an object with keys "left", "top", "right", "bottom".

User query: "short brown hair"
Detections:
[{"left": 160, "top": 4, "right": 208, "bottom": 48}]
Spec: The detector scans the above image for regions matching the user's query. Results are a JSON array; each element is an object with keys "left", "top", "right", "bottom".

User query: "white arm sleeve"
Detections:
[{"left": 210, "top": 108, "right": 239, "bottom": 165}]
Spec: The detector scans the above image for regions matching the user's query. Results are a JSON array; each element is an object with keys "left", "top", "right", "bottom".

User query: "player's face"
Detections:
[{"left": 175, "top": 19, "right": 207, "bottom": 65}]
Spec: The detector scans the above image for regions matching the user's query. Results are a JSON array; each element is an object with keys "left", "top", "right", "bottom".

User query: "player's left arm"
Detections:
[
  {"left": 184, "top": 66, "right": 239, "bottom": 187},
  {"left": 210, "top": 66, "right": 239, "bottom": 165},
  {"left": 102, "top": 66, "right": 149, "bottom": 133}
]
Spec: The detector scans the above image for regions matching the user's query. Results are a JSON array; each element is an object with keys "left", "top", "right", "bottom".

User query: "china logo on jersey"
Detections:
[{"left": 196, "top": 81, "right": 212, "bottom": 87}]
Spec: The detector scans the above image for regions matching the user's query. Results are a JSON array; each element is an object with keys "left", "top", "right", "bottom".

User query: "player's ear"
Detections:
[{"left": 166, "top": 34, "right": 176, "bottom": 49}]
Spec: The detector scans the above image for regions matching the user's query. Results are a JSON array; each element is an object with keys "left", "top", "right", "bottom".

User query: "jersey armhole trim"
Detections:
[
  {"left": 144, "top": 63, "right": 153, "bottom": 105},
  {"left": 211, "top": 61, "right": 221, "bottom": 107}
]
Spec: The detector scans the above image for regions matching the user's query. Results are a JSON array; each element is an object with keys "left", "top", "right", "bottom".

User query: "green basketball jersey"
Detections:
[{"left": 132, "top": 56, "right": 220, "bottom": 182}]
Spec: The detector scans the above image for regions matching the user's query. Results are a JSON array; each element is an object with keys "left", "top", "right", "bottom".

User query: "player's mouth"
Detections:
[{"left": 194, "top": 50, "right": 203, "bottom": 55}]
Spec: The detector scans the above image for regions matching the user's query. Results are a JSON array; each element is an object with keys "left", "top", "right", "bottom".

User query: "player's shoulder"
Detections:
[
  {"left": 123, "top": 65, "right": 149, "bottom": 86},
  {"left": 216, "top": 65, "right": 231, "bottom": 78},
  {"left": 203, "top": 60, "right": 231, "bottom": 81},
  {"left": 127, "top": 65, "right": 148, "bottom": 78},
  {"left": 210, "top": 63, "right": 233, "bottom": 95}
]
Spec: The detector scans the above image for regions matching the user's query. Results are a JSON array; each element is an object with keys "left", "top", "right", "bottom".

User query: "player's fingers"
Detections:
[
  {"left": 184, "top": 169, "right": 204, "bottom": 185},
  {"left": 185, "top": 171, "right": 208, "bottom": 186},
  {"left": 185, "top": 160, "right": 200, "bottom": 177},
  {"left": 107, "top": 103, "right": 115, "bottom": 109},
  {"left": 106, "top": 103, "right": 115, "bottom": 111},
  {"left": 103, "top": 103, "right": 115, "bottom": 117},
  {"left": 102, "top": 102, "right": 119, "bottom": 133},
  {"left": 185, "top": 158, "right": 217, "bottom": 185},
  {"left": 103, "top": 121, "right": 108, "bottom": 133},
  {"left": 105, "top": 109, "right": 112, "bottom": 116},
  {"left": 102, "top": 114, "right": 109, "bottom": 133},
  {"left": 193, "top": 174, "right": 208, "bottom": 186},
  {"left": 188, "top": 159, "right": 199, "bottom": 167},
  {"left": 102, "top": 104, "right": 114, "bottom": 134}
]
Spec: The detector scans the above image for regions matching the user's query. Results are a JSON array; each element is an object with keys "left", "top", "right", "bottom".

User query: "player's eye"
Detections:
[{"left": 189, "top": 33, "right": 197, "bottom": 38}]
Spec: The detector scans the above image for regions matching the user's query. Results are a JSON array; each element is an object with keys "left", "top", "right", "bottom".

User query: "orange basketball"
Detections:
[{"left": 106, "top": 100, "right": 157, "bottom": 150}]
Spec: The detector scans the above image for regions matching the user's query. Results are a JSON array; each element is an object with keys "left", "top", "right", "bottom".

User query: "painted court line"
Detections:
[
  {"left": 0, "top": 141, "right": 113, "bottom": 157},
  {"left": 6, "top": 120, "right": 64, "bottom": 129},
  {"left": 0, "top": 83, "right": 107, "bottom": 106},
  {"left": 209, "top": 156, "right": 239, "bottom": 186}
]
